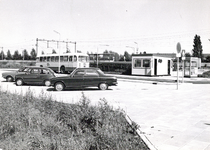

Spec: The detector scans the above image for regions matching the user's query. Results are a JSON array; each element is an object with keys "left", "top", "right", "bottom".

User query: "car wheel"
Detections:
[
  {"left": 44, "top": 80, "right": 51, "bottom": 86},
  {"left": 98, "top": 83, "right": 108, "bottom": 90},
  {"left": 6, "top": 76, "right": 13, "bottom": 82},
  {"left": 55, "top": 82, "right": 65, "bottom": 91},
  {"left": 16, "top": 79, "right": 23, "bottom": 86}
]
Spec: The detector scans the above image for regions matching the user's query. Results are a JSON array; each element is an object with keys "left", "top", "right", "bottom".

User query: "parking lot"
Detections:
[{"left": 1, "top": 69, "right": 210, "bottom": 150}]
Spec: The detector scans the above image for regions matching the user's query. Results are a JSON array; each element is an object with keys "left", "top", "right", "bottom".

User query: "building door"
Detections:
[
  {"left": 154, "top": 59, "right": 157, "bottom": 76},
  {"left": 168, "top": 60, "right": 171, "bottom": 75}
]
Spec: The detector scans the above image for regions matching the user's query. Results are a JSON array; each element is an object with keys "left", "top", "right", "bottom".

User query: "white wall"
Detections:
[
  {"left": 132, "top": 55, "right": 172, "bottom": 76},
  {"left": 156, "top": 57, "right": 170, "bottom": 75}
]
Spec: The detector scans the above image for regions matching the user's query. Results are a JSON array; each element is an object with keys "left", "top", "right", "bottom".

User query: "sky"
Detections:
[{"left": 0, "top": 0, "right": 210, "bottom": 55}]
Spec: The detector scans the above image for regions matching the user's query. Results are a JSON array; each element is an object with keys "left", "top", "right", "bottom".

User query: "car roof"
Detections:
[
  {"left": 75, "top": 67, "right": 100, "bottom": 71},
  {"left": 23, "top": 66, "right": 51, "bottom": 69}
]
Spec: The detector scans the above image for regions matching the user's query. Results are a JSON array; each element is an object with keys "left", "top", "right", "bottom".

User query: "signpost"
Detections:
[
  {"left": 181, "top": 50, "right": 185, "bottom": 83},
  {"left": 176, "top": 43, "right": 181, "bottom": 90}
]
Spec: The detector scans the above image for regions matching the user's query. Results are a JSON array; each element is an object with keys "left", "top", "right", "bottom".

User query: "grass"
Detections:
[{"left": 0, "top": 87, "right": 149, "bottom": 150}]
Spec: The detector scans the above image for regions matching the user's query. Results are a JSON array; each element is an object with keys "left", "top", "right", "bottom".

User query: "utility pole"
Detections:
[
  {"left": 134, "top": 42, "right": 138, "bottom": 54},
  {"left": 36, "top": 38, "right": 38, "bottom": 56},
  {"left": 54, "top": 30, "right": 61, "bottom": 73}
]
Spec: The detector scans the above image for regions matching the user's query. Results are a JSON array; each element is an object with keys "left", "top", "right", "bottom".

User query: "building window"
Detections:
[
  {"left": 143, "top": 59, "right": 150, "bottom": 67},
  {"left": 134, "top": 59, "right": 141, "bottom": 68},
  {"left": 191, "top": 61, "right": 197, "bottom": 67}
]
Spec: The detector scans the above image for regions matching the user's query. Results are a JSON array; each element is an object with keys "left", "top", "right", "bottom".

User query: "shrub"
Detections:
[{"left": 0, "top": 88, "right": 149, "bottom": 150}]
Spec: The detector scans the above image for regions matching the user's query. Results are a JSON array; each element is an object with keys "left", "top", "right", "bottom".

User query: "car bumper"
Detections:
[{"left": 111, "top": 81, "right": 118, "bottom": 86}]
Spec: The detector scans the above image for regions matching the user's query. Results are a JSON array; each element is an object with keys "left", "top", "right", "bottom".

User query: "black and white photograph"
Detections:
[{"left": 0, "top": 0, "right": 210, "bottom": 149}]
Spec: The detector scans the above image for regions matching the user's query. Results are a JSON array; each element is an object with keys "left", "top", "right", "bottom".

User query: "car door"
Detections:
[
  {"left": 23, "top": 68, "right": 41, "bottom": 84},
  {"left": 83, "top": 69, "right": 100, "bottom": 87},
  {"left": 39, "top": 68, "right": 53, "bottom": 83},
  {"left": 66, "top": 70, "right": 85, "bottom": 88}
]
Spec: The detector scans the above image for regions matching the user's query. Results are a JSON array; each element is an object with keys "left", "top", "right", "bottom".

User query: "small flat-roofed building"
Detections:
[
  {"left": 132, "top": 53, "right": 175, "bottom": 76},
  {"left": 184, "top": 57, "right": 200, "bottom": 77}
]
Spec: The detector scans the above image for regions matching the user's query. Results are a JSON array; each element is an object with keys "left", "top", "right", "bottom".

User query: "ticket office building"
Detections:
[{"left": 132, "top": 54, "right": 173, "bottom": 76}]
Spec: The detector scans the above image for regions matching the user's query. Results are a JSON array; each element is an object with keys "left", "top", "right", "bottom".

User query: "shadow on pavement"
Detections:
[{"left": 46, "top": 87, "right": 113, "bottom": 92}]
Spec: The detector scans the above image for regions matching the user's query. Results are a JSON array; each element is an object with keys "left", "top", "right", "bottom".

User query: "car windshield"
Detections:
[
  {"left": 48, "top": 68, "right": 55, "bottom": 73},
  {"left": 97, "top": 69, "right": 104, "bottom": 75},
  {"left": 18, "top": 67, "right": 28, "bottom": 72}
]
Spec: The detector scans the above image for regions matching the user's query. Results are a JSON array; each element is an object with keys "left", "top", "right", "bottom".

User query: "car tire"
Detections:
[
  {"left": 44, "top": 80, "right": 51, "bottom": 86},
  {"left": 6, "top": 76, "right": 13, "bottom": 82},
  {"left": 16, "top": 79, "right": 23, "bottom": 86},
  {"left": 98, "top": 83, "right": 108, "bottom": 90},
  {"left": 55, "top": 82, "right": 65, "bottom": 91}
]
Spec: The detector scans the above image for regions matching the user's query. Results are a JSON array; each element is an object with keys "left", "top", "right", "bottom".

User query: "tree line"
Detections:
[
  {"left": 0, "top": 49, "right": 37, "bottom": 60},
  {"left": 1, "top": 35, "right": 209, "bottom": 62}
]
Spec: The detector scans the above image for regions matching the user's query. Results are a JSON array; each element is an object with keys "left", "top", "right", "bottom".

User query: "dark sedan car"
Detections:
[
  {"left": 202, "top": 70, "right": 210, "bottom": 78},
  {"left": 49, "top": 68, "right": 118, "bottom": 91},
  {"left": 15, "top": 67, "right": 56, "bottom": 86}
]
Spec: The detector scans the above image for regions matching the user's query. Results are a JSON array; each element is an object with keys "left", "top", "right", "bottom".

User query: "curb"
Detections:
[
  {"left": 111, "top": 74, "right": 210, "bottom": 84},
  {"left": 125, "top": 115, "right": 158, "bottom": 150}
]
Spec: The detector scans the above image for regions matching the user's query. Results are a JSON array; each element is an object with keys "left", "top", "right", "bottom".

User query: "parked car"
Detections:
[
  {"left": 2, "top": 66, "right": 30, "bottom": 82},
  {"left": 49, "top": 68, "right": 118, "bottom": 91},
  {"left": 201, "top": 70, "right": 210, "bottom": 78},
  {"left": 15, "top": 67, "right": 57, "bottom": 86}
]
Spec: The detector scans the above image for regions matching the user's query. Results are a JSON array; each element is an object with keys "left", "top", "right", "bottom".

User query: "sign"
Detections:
[{"left": 176, "top": 42, "right": 181, "bottom": 53}]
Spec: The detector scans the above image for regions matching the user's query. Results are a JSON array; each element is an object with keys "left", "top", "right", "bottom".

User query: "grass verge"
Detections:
[{"left": 0, "top": 87, "right": 149, "bottom": 150}]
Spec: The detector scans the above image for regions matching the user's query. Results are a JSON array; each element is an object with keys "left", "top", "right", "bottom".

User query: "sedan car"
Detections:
[
  {"left": 49, "top": 68, "right": 118, "bottom": 91},
  {"left": 201, "top": 70, "right": 210, "bottom": 78},
  {"left": 2, "top": 66, "right": 29, "bottom": 82},
  {"left": 15, "top": 67, "right": 56, "bottom": 86}
]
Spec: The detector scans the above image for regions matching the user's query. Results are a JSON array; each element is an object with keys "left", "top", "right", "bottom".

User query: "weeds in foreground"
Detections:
[{"left": 0, "top": 89, "right": 149, "bottom": 150}]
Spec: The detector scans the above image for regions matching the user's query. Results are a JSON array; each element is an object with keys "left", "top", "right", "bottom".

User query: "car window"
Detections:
[
  {"left": 30, "top": 69, "right": 40, "bottom": 74},
  {"left": 73, "top": 70, "right": 85, "bottom": 77},
  {"left": 97, "top": 69, "right": 104, "bottom": 75},
  {"left": 85, "top": 70, "right": 99, "bottom": 76},
  {"left": 40, "top": 69, "right": 49, "bottom": 74},
  {"left": 18, "top": 67, "right": 27, "bottom": 72},
  {"left": 23, "top": 68, "right": 29, "bottom": 72}
]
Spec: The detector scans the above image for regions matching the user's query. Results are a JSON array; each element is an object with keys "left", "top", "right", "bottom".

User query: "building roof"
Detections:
[{"left": 132, "top": 53, "right": 176, "bottom": 58}]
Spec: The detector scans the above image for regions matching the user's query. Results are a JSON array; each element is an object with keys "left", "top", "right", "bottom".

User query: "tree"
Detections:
[
  {"left": 205, "top": 55, "right": 210, "bottom": 62},
  {"left": 23, "top": 49, "right": 30, "bottom": 60},
  {"left": 192, "top": 34, "right": 203, "bottom": 60},
  {"left": 185, "top": 52, "right": 191, "bottom": 57},
  {"left": 30, "top": 48, "right": 37, "bottom": 60},
  {"left": 119, "top": 51, "right": 131, "bottom": 61},
  {"left": 52, "top": 49, "right": 57, "bottom": 54},
  {"left": 0, "top": 50, "right": 5, "bottom": 60},
  {"left": 13, "top": 50, "right": 22, "bottom": 60},
  {"left": 6, "top": 50, "right": 12, "bottom": 60}
]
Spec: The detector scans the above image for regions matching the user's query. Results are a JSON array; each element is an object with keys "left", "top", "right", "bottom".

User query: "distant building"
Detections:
[{"left": 132, "top": 53, "right": 174, "bottom": 76}]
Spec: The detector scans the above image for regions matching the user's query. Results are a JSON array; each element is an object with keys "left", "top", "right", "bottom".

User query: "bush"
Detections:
[
  {"left": 0, "top": 60, "right": 36, "bottom": 69},
  {"left": 0, "top": 89, "right": 149, "bottom": 150}
]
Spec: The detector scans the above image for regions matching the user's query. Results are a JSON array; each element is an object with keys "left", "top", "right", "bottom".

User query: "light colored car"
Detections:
[{"left": 2, "top": 67, "right": 29, "bottom": 82}]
